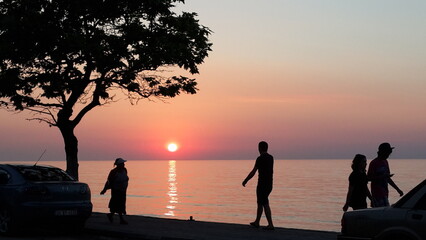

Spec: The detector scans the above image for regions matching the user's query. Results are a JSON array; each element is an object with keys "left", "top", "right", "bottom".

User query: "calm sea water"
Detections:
[{"left": 9, "top": 159, "right": 426, "bottom": 232}]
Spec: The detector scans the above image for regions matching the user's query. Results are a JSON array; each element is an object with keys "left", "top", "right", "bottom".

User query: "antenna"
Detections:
[{"left": 34, "top": 149, "right": 47, "bottom": 166}]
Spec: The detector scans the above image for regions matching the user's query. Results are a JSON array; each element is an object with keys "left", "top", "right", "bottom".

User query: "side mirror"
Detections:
[{"left": 0, "top": 172, "right": 9, "bottom": 184}]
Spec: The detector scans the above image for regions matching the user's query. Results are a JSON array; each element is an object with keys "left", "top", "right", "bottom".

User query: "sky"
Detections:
[{"left": 1, "top": 0, "right": 426, "bottom": 161}]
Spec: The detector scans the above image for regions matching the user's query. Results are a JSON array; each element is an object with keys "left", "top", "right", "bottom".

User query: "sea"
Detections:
[{"left": 8, "top": 159, "right": 426, "bottom": 232}]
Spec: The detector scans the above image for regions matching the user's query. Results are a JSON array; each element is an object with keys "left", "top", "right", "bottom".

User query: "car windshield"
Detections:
[
  {"left": 393, "top": 179, "right": 426, "bottom": 208},
  {"left": 13, "top": 165, "right": 75, "bottom": 182}
]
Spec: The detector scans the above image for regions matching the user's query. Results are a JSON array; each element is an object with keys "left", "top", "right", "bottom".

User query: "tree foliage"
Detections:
[{"left": 0, "top": 0, "right": 212, "bottom": 179}]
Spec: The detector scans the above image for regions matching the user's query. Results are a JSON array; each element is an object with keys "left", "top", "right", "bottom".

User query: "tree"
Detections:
[{"left": 0, "top": 0, "right": 212, "bottom": 179}]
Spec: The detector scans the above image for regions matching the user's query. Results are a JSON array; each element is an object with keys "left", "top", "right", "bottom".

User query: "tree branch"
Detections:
[
  {"left": 26, "top": 117, "right": 56, "bottom": 126},
  {"left": 33, "top": 102, "right": 63, "bottom": 108},
  {"left": 25, "top": 107, "right": 58, "bottom": 126},
  {"left": 72, "top": 80, "right": 102, "bottom": 126}
]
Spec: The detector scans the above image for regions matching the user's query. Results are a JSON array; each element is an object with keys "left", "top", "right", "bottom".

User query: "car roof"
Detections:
[
  {"left": 0, "top": 164, "right": 76, "bottom": 182},
  {"left": 1, "top": 164, "right": 60, "bottom": 169}
]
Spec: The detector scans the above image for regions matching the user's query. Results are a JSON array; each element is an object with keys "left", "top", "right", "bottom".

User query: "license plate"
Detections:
[{"left": 55, "top": 210, "right": 78, "bottom": 216}]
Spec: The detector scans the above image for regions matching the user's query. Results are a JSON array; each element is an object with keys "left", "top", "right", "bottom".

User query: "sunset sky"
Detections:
[{"left": 1, "top": 0, "right": 426, "bottom": 161}]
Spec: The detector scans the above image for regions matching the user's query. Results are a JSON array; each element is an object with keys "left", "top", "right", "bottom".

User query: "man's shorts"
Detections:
[
  {"left": 256, "top": 185, "right": 272, "bottom": 205},
  {"left": 375, "top": 197, "right": 390, "bottom": 207}
]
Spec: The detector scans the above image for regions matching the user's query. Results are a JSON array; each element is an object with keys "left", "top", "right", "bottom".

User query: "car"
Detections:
[
  {"left": 0, "top": 164, "right": 92, "bottom": 234},
  {"left": 338, "top": 179, "right": 426, "bottom": 240}
]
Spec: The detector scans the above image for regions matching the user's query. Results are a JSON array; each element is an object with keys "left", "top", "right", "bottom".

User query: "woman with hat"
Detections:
[{"left": 100, "top": 158, "right": 129, "bottom": 224}]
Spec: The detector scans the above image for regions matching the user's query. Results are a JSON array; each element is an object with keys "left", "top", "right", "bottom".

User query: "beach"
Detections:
[{"left": 86, "top": 212, "right": 339, "bottom": 240}]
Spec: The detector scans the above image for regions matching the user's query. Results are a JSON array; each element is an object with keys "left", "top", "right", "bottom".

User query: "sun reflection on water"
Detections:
[{"left": 165, "top": 160, "right": 178, "bottom": 216}]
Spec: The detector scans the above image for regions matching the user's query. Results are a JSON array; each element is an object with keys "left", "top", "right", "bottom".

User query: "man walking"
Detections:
[
  {"left": 242, "top": 141, "right": 275, "bottom": 230},
  {"left": 367, "top": 142, "right": 404, "bottom": 207}
]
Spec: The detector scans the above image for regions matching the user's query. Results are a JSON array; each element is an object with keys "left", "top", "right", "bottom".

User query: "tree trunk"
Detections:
[{"left": 59, "top": 125, "right": 79, "bottom": 180}]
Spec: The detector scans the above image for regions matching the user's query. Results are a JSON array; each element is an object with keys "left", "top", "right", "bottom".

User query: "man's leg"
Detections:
[
  {"left": 119, "top": 212, "right": 128, "bottom": 224},
  {"left": 252, "top": 187, "right": 264, "bottom": 227},
  {"left": 375, "top": 197, "right": 390, "bottom": 207},
  {"left": 264, "top": 204, "right": 274, "bottom": 228},
  {"left": 250, "top": 203, "right": 263, "bottom": 227},
  {"left": 255, "top": 203, "right": 263, "bottom": 223}
]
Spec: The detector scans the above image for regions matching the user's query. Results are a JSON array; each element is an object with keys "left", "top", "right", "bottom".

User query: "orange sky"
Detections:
[{"left": 1, "top": 1, "right": 426, "bottom": 161}]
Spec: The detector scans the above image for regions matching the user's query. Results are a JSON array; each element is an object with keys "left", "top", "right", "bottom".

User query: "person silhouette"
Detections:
[
  {"left": 242, "top": 141, "right": 275, "bottom": 230},
  {"left": 367, "top": 143, "right": 403, "bottom": 207},
  {"left": 100, "top": 158, "right": 129, "bottom": 224},
  {"left": 343, "top": 154, "right": 374, "bottom": 211}
]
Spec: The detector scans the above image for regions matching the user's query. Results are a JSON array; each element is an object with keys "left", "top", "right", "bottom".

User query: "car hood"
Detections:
[{"left": 347, "top": 207, "right": 388, "bottom": 215}]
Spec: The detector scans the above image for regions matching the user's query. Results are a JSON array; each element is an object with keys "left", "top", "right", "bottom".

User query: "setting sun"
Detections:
[{"left": 167, "top": 143, "right": 178, "bottom": 152}]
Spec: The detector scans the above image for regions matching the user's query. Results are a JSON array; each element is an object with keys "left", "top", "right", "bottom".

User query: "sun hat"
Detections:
[{"left": 114, "top": 158, "right": 127, "bottom": 165}]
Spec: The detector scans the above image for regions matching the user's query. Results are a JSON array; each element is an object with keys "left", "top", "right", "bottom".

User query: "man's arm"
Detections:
[
  {"left": 388, "top": 177, "right": 404, "bottom": 196},
  {"left": 242, "top": 165, "right": 258, "bottom": 187}
]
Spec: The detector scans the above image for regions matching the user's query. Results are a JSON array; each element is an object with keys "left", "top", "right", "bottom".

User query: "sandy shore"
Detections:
[{"left": 85, "top": 212, "right": 339, "bottom": 240}]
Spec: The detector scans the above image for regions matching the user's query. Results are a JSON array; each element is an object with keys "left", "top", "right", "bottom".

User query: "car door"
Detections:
[
  {"left": 0, "top": 166, "right": 25, "bottom": 208},
  {"left": 0, "top": 168, "right": 11, "bottom": 204},
  {"left": 405, "top": 191, "right": 426, "bottom": 240}
]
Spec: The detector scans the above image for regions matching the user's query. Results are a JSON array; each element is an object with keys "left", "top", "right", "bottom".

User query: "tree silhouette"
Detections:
[{"left": 0, "top": 0, "right": 212, "bottom": 179}]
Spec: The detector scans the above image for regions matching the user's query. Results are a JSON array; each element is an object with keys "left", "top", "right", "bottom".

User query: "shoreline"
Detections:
[{"left": 86, "top": 212, "right": 339, "bottom": 240}]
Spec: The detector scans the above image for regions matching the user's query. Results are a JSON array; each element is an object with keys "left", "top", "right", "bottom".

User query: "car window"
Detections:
[
  {"left": 14, "top": 166, "right": 74, "bottom": 182},
  {"left": 0, "top": 169, "right": 10, "bottom": 184}
]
